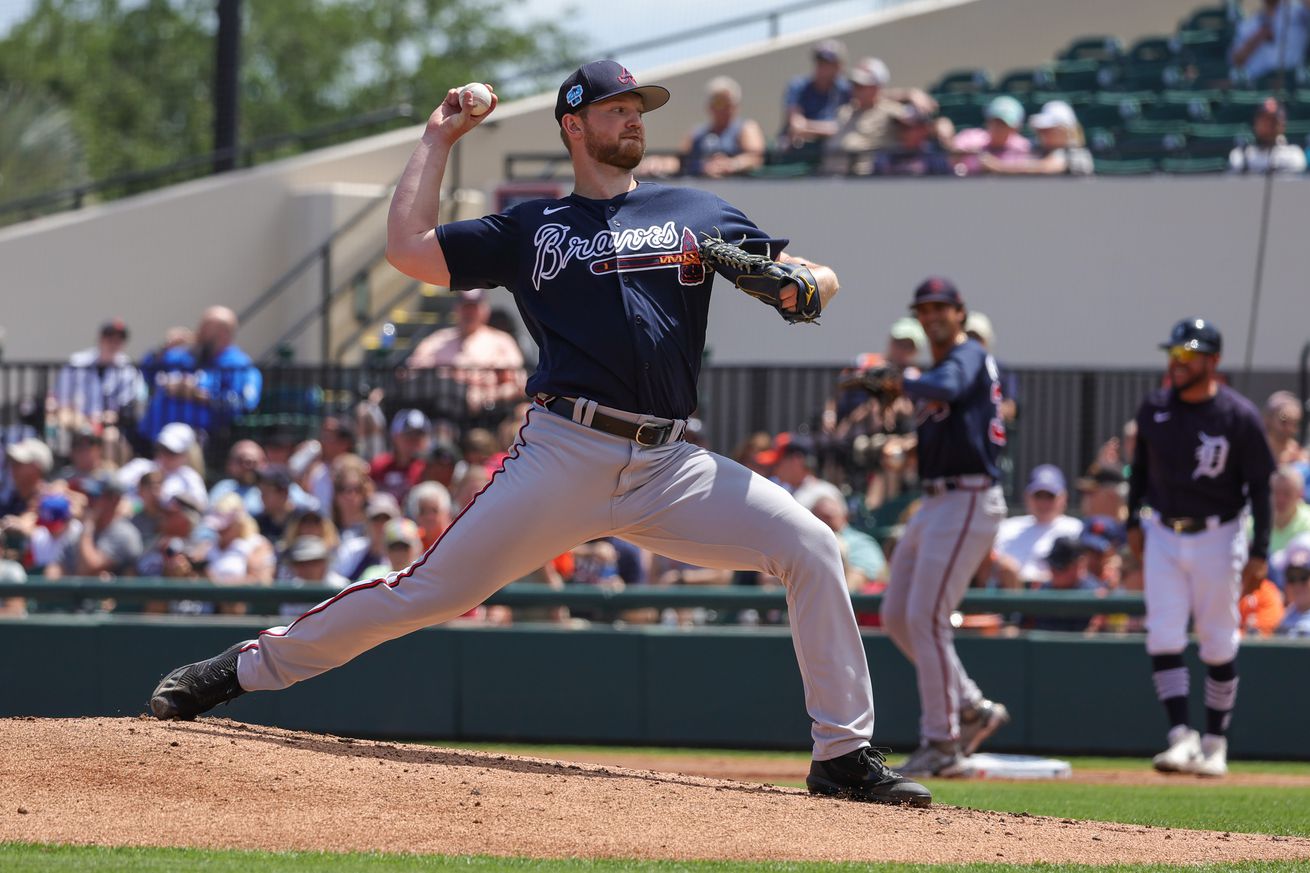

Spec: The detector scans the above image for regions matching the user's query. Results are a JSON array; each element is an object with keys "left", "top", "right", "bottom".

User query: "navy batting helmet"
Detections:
[{"left": 1160, "top": 318, "right": 1222, "bottom": 355}]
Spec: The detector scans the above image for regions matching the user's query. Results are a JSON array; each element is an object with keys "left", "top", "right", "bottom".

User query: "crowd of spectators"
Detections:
[
  {"left": 2, "top": 294, "right": 1309, "bottom": 638},
  {"left": 637, "top": 8, "right": 1310, "bottom": 181}
]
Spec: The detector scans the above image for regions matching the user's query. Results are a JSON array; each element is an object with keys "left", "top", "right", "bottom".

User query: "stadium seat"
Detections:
[
  {"left": 1143, "top": 92, "right": 1214, "bottom": 123},
  {"left": 1048, "top": 59, "right": 1103, "bottom": 92},
  {"left": 931, "top": 68, "right": 993, "bottom": 95},
  {"left": 1077, "top": 101, "right": 1132, "bottom": 131},
  {"left": 1059, "top": 35, "right": 1124, "bottom": 64},
  {"left": 996, "top": 69, "right": 1041, "bottom": 96},
  {"left": 1172, "top": 29, "right": 1229, "bottom": 63},
  {"left": 1284, "top": 118, "right": 1310, "bottom": 140},
  {"left": 1093, "top": 157, "right": 1157, "bottom": 175},
  {"left": 1159, "top": 155, "right": 1229, "bottom": 174},
  {"left": 1212, "top": 91, "right": 1268, "bottom": 123},
  {"left": 936, "top": 93, "right": 986, "bottom": 128},
  {"left": 1186, "top": 123, "right": 1251, "bottom": 157},
  {"left": 1182, "top": 4, "right": 1238, "bottom": 37},
  {"left": 1115, "top": 132, "right": 1188, "bottom": 159},
  {"left": 1124, "top": 118, "right": 1191, "bottom": 137}
]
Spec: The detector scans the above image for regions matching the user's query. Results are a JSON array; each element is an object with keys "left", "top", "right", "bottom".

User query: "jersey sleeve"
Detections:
[
  {"left": 1240, "top": 403, "right": 1277, "bottom": 559},
  {"left": 902, "top": 342, "right": 983, "bottom": 403},
  {"left": 437, "top": 209, "right": 521, "bottom": 292},
  {"left": 714, "top": 198, "right": 789, "bottom": 259},
  {"left": 1126, "top": 401, "right": 1151, "bottom": 527}
]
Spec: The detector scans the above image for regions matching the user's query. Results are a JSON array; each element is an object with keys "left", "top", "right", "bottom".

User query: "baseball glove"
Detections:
[
  {"left": 838, "top": 363, "right": 903, "bottom": 402},
  {"left": 698, "top": 233, "right": 822, "bottom": 324}
]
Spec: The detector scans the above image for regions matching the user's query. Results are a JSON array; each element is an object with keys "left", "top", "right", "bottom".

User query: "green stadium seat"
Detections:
[
  {"left": 1128, "top": 36, "right": 1175, "bottom": 65},
  {"left": 1078, "top": 100, "right": 1135, "bottom": 130},
  {"left": 1160, "top": 155, "right": 1229, "bottom": 174},
  {"left": 1284, "top": 118, "right": 1310, "bottom": 139},
  {"left": 1143, "top": 92, "right": 1213, "bottom": 123},
  {"left": 1124, "top": 118, "right": 1191, "bottom": 136},
  {"left": 1186, "top": 123, "right": 1251, "bottom": 157},
  {"left": 1060, "top": 35, "right": 1124, "bottom": 64},
  {"left": 1172, "top": 29, "right": 1229, "bottom": 62},
  {"left": 1115, "top": 132, "right": 1188, "bottom": 159},
  {"left": 1212, "top": 91, "right": 1268, "bottom": 123},
  {"left": 1093, "top": 157, "right": 1157, "bottom": 175},
  {"left": 996, "top": 69, "right": 1040, "bottom": 96},
  {"left": 931, "top": 68, "right": 993, "bottom": 95},
  {"left": 1049, "top": 59, "right": 1103, "bottom": 92},
  {"left": 1086, "top": 128, "right": 1118, "bottom": 153},
  {"left": 1182, "top": 5, "right": 1237, "bottom": 37}
]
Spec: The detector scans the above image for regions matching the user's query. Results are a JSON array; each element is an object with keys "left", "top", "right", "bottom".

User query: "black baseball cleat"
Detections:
[
  {"left": 149, "top": 641, "right": 251, "bottom": 720},
  {"left": 806, "top": 746, "right": 933, "bottom": 807}
]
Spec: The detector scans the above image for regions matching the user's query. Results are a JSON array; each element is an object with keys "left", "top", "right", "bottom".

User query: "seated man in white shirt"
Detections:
[{"left": 992, "top": 464, "right": 1083, "bottom": 588}]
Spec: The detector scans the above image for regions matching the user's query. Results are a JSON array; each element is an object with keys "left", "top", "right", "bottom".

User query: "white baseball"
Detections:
[{"left": 459, "top": 82, "right": 492, "bottom": 116}]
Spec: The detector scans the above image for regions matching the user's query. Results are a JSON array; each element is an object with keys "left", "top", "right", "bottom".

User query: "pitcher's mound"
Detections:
[{"left": 1, "top": 717, "right": 1307, "bottom": 865}]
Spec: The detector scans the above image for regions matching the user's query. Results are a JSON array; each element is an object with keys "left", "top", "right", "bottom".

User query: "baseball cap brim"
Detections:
[
  {"left": 576, "top": 84, "right": 671, "bottom": 117},
  {"left": 909, "top": 294, "right": 961, "bottom": 308},
  {"left": 1159, "top": 339, "right": 1219, "bottom": 353}
]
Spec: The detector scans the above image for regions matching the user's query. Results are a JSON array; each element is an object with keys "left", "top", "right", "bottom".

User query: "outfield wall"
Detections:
[{"left": 5, "top": 618, "right": 1306, "bottom": 759}]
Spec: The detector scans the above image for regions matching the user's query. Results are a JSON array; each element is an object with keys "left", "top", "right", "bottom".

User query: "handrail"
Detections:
[
  {"left": 496, "top": 0, "right": 912, "bottom": 91},
  {"left": 0, "top": 104, "right": 415, "bottom": 224},
  {"left": 237, "top": 177, "right": 396, "bottom": 332},
  {"left": 2, "top": 579, "right": 1147, "bottom": 617}
]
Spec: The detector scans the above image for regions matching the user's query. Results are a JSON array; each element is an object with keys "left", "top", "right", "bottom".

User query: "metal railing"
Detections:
[
  {"left": 0, "top": 578, "right": 1146, "bottom": 618},
  {"left": 2, "top": 361, "right": 1303, "bottom": 487}
]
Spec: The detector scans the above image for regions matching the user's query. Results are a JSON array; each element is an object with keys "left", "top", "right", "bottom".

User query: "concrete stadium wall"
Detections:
[
  {"left": 3, "top": 618, "right": 1307, "bottom": 759},
  {"left": 0, "top": 0, "right": 1227, "bottom": 364}
]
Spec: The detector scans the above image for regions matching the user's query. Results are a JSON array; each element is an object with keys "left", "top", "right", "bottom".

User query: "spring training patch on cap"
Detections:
[{"left": 566, "top": 84, "right": 583, "bottom": 107}]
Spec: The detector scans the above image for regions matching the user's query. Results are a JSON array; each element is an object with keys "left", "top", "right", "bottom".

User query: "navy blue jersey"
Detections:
[
  {"left": 902, "top": 338, "right": 1006, "bottom": 480},
  {"left": 438, "top": 182, "right": 784, "bottom": 419},
  {"left": 1128, "top": 384, "right": 1275, "bottom": 556}
]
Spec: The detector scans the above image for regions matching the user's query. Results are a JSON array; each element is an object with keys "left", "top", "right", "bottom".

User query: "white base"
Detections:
[{"left": 961, "top": 752, "right": 1072, "bottom": 780}]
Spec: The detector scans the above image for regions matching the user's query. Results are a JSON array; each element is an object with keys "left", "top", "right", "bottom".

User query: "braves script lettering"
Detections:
[{"left": 532, "top": 221, "right": 680, "bottom": 290}]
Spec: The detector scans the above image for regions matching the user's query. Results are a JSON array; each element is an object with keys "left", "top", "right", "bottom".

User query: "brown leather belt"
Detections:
[
  {"left": 1158, "top": 512, "right": 1238, "bottom": 534},
  {"left": 541, "top": 397, "right": 681, "bottom": 447},
  {"left": 921, "top": 475, "right": 995, "bottom": 497}
]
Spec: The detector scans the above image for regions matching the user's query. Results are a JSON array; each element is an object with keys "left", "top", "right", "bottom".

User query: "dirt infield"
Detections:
[{"left": 2, "top": 717, "right": 1309, "bottom": 865}]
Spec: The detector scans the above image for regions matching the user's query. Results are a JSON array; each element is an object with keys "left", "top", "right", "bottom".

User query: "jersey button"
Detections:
[{"left": 635, "top": 315, "right": 645, "bottom": 325}]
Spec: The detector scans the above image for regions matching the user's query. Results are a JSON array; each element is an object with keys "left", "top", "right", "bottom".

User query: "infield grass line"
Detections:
[{"left": 1, "top": 844, "right": 1308, "bottom": 873}]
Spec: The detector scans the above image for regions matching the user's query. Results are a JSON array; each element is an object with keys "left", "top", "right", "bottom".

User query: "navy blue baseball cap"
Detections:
[
  {"left": 554, "top": 60, "right": 670, "bottom": 124},
  {"left": 909, "top": 277, "right": 964, "bottom": 309},
  {"left": 1160, "top": 317, "right": 1222, "bottom": 355}
]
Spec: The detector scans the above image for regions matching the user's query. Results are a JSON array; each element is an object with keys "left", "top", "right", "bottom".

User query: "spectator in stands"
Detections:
[
  {"left": 1075, "top": 462, "right": 1128, "bottom": 522},
  {"left": 330, "top": 455, "right": 372, "bottom": 542},
  {"left": 810, "top": 494, "right": 887, "bottom": 590},
  {"left": 821, "top": 57, "right": 900, "bottom": 175},
  {"left": 407, "top": 480, "right": 452, "bottom": 549},
  {"left": 139, "top": 306, "right": 262, "bottom": 444},
  {"left": 1279, "top": 544, "right": 1310, "bottom": 635},
  {"left": 992, "top": 464, "right": 1083, "bottom": 588},
  {"left": 137, "top": 492, "right": 205, "bottom": 578},
  {"left": 27, "top": 492, "right": 80, "bottom": 576},
  {"left": 873, "top": 104, "right": 954, "bottom": 177},
  {"left": 0, "top": 527, "right": 28, "bottom": 616},
  {"left": 370, "top": 409, "right": 431, "bottom": 502},
  {"left": 773, "top": 434, "right": 844, "bottom": 509},
  {"left": 1240, "top": 571, "right": 1286, "bottom": 636},
  {"left": 1263, "top": 390, "right": 1307, "bottom": 465},
  {"left": 53, "top": 473, "right": 142, "bottom": 580},
  {"left": 951, "top": 96, "right": 1031, "bottom": 175},
  {"left": 1229, "top": 98, "right": 1308, "bottom": 174},
  {"left": 279, "top": 536, "right": 349, "bottom": 616},
  {"left": 982, "top": 101, "right": 1093, "bottom": 176},
  {"left": 779, "top": 39, "right": 852, "bottom": 154},
  {"left": 153, "top": 422, "right": 207, "bottom": 511},
  {"left": 254, "top": 466, "right": 298, "bottom": 545},
  {"left": 50, "top": 318, "right": 146, "bottom": 442},
  {"left": 403, "top": 289, "right": 527, "bottom": 418},
  {"left": 642, "top": 76, "right": 766, "bottom": 178},
  {"left": 362, "top": 518, "right": 424, "bottom": 579},
  {"left": 1025, "top": 536, "right": 1103, "bottom": 632},
  {"left": 303, "top": 415, "right": 356, "bottom": 511},
  {"left": 204, "top": 493, "right": 274, "bottom": 600},
  {"left": 208, "top": 440, "right": 266, "bottom": 516},
  {"left": 1079, "top": 527, "right": 1122, "bottom": 591},
  {"left": 142, "top": 535, "right": 210, "bottom": 616},
  {"left": 55, "top": 427, "right": 115, "bottom": 493},
  {"left": 280, "top": 508, "right": 340, "bottom": 577},
  {"left": 1231, "top": 0, "right": 1310, "bottom": 85},
  {"left": 336, "top": 491, "right": 399, "bottom": 581},
  {"left": 1266, "top": 465, "right": 1310, "bottom": 555},
  {"left": 421, "top": 438, "right": 463, "bottom": 490},
  {"left": 130, "top": 468, "right": 164, "bottom": 546},
  {"left": 0, "top": 438, "right": 52, "bottom": 517}
]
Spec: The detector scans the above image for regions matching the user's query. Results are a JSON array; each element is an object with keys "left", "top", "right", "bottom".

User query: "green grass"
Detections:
[{"left": 2, "top": 846, "right": 1308, "bottom": 873}]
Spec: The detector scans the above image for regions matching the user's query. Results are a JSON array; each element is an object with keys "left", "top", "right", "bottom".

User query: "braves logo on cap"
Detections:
[
  {"left": 566, "top": 84, "right": 584, "bottom": 107},
  {"left": 617, "top": 68, "right": 636, "bottom": 85}
]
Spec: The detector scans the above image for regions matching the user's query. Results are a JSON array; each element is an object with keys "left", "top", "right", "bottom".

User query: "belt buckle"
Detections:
[{"left": 634, "top": 423, "right": 668, "bottom": 447}]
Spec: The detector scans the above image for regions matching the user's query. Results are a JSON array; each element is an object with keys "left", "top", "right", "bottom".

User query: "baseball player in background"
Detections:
[
  {"left": 1127, "top": 318, "right": 1275, "bottom": 777},
  {"left": 878, "top": 279, "right": 1011, "bottom": 777},
  {"left": 148, "top": 60, "right": 931, "bottom": 808}
]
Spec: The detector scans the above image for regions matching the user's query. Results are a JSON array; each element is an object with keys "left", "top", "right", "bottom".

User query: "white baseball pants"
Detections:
[
  {"left": 880, "top": 485, "right": 1006, "bottom": 743},
  {"left": 1143, "top": 516, "right": 1246, "bottom": 664},
  {"left": 235, "top": 401, "right": 876, "bottom": 760}
]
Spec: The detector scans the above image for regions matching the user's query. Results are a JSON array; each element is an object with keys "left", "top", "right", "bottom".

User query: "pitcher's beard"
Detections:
[{"left": 586, "top": 133, "right": 645, "bottom": 170}]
